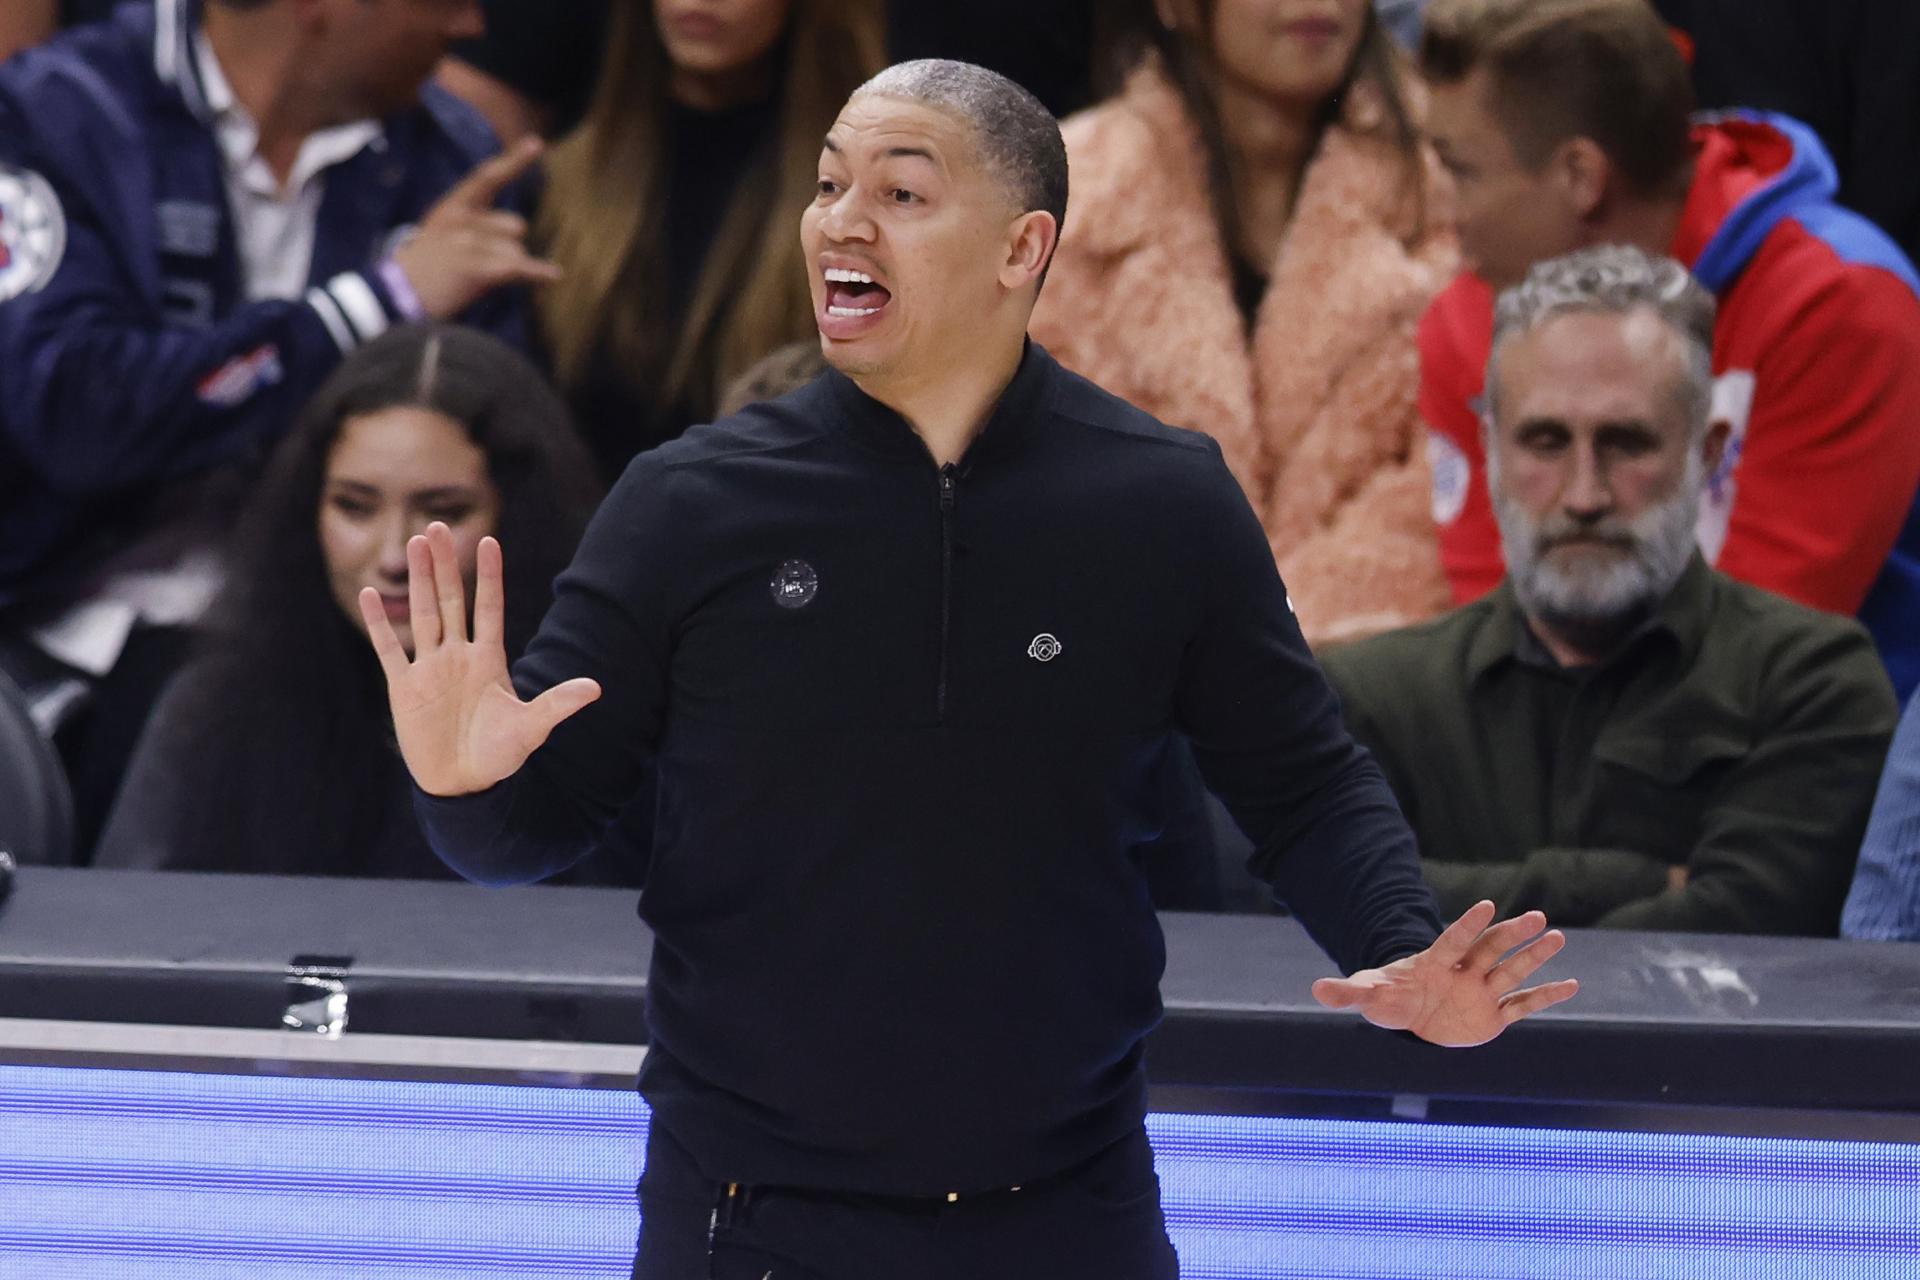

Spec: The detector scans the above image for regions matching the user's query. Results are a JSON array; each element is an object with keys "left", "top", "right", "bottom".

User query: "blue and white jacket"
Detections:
[{"left": 0, "top": 0, "right": 526, "bottom": 607}]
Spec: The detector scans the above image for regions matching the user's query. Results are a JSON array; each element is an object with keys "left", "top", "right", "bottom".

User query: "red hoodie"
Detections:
[{"left": 1419, "top": 112, "right": 1920, "bottom": 697}]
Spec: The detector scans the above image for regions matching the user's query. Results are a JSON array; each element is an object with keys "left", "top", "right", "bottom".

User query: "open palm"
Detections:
[
  {"left": 1311, "top": 901, "right": 1579, "bottom": 1047},
  {"left": 359, "top": 523, "right": 599, "bottom": 797}
]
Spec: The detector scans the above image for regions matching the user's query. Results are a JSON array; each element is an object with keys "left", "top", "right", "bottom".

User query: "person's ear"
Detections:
[
  {"left": 1553, "top": 136, "right": 1612, "bottom": 224},
  {"left": 1700, "top": 417, "right": 1732, "bottom": 481},
  {"left": 999, "top": 210, "right": 1058, "bottom": 293}
]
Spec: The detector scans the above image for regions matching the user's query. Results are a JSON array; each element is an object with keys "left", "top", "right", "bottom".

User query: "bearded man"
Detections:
[{"left": 1323, "top": 245, "right": 1897, "bottom": 935}]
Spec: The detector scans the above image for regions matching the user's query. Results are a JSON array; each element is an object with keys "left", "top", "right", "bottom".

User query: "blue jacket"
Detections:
[
  {"left": 1842, "top": 692, "right": 1920, "bottom": 941},
  {"left": 0, "top": 0, "right": 525, "bottom": 607}
]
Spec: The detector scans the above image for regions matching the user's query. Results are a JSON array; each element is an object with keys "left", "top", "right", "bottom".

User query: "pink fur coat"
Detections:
[{"left": 1030, "top": 63, "right": 1460, "bottom": 645}]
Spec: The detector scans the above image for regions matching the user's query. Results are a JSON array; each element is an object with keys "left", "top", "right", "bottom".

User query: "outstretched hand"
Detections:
[
  {"left": 1311, "top": 901, "right": 1578, "bottom": 1047},
  {"left": 359, "top": 522, "right": 599, "bottom": 797}
]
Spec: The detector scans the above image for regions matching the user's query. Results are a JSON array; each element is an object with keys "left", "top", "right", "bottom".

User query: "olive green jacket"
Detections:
[{"left": 1320, "top": 557, "right": 1897, "bottom": 934}]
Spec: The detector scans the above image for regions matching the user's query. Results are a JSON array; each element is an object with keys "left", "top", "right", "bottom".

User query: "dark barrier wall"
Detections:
[{"left": 1, "top": 869, "right": 1917, "bottom": 1278}]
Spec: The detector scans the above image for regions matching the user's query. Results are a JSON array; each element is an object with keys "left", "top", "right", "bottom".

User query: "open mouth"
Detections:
[{"left": 824, "top": 266, "right": 893, "bottom": 319}]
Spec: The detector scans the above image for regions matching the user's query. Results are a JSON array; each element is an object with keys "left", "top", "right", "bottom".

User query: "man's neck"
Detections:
[
  {"left": 1589, "top": 190, "right": 1690, "bottom": 261},
  {"left": 855, "top": 336, "right": 1026, "bottom": 467},
  {"left": 201, "top": 6, "right": 326, "bottom": 184},
  {"left": 1524, "top": 608, "right": 1648, "bottom": 670}
]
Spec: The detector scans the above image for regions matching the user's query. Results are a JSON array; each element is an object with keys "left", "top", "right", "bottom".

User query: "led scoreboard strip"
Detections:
[{"left": 1, "top": 870, "right": 1916, "bottom": 1279}]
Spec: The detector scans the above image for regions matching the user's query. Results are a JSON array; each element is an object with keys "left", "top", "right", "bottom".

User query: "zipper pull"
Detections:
[{"left": 939, "top": 465, "right": 957, "bottom": 511}]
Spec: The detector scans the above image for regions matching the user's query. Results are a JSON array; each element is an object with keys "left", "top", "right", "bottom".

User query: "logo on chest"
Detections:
[
  {"left": 770, "top": 560, "right": 819, "bottom": 609},
  {"left": 1027, "top": 633, "right": 1064, "bottom": 663},
  {"left": 157, "top": 199, "right": 221, "bottom": 259}
]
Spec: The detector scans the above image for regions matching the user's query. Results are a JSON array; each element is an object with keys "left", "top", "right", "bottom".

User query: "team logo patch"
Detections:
[
  {"left": 1026, "top": 633, "right": 1064, "bottom": 663},
  {"left": 1427, "top": 430, "right": 1471, "bottom": 527},
  {"left": 770, "top": 559, "right": 818, "bottom": 609},
  {"left": 157, "top": 199, "right": 221, "bottom": 258},
  {"left": 198, "top": 344, "right": 285, "bottom": 408},
  {"left": 1696, "top": 370, "right": 1755, "bottom": 565},
  {"left": 0, "top": 165, "right": 67, "bottom": 303}
]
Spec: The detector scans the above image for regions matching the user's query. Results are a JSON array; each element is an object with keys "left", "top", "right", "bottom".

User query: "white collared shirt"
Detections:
[
  {"left": 16, "top": 40, "right": 387, "bottom": 681},
  {"left": 194, "top": 32, "right": 382, "bottom": 301}
]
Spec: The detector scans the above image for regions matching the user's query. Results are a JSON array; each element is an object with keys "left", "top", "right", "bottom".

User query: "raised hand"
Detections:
[
  {"left": 389, "top": 137, "right": 561, "bottom": 319},
  {"left": 359, "top": 522, "right": 599, "bottom": 797},
  {"left": 1310, "top": 901, "right": 1578, "bottom": 1047}
]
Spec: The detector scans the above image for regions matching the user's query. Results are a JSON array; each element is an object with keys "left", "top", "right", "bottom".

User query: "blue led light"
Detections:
[{"left": 0, "top": 1066, "right": 1914, "bottom": 1279}]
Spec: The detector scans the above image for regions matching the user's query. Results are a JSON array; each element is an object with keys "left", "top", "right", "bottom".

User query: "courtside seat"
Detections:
[{"left": 0, "top": 669, "right": 72, "bottom": 866}]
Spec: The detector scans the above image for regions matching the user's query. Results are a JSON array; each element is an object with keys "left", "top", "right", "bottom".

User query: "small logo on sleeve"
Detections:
[
  {"left": 1427, "top": 430, "right": 1471, "bottom": 527},
  {"left": 197, "top": 344, "right": 284, "bottom": 408},
  {"left": 770, "top": 560, "right": 818, "bottom": 609},
  {"left": 0, "top": 165, "right": 67, "bottom": 303},
  {"left": 1026, "top": 633, "right": 1064, "bottom": 663}
]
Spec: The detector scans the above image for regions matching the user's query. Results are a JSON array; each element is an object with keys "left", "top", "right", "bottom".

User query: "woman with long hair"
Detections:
[
  {"left": 95, "top": 325, "right": 635, "bottom": 880},
  {"left": 537, "top": 0, "right": 886, "bottom": 479},
  {"left": 1032, "top": 0, "right": 1460, "bottom": 646}
]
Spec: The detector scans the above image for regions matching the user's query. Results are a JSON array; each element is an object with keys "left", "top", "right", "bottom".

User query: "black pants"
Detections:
[{"left": 632, "top": 1121, "right": 1180, "bottom": 1280}]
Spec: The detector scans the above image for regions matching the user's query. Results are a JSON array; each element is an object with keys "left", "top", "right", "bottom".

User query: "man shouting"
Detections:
[{"left": 365, "top": 59, "right": 1577, "bottom": 1280}]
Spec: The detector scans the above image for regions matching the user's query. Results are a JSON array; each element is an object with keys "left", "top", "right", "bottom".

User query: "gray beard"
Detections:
[{"left": 1494, "top": 455, "right": 1702, "bottom": 645}]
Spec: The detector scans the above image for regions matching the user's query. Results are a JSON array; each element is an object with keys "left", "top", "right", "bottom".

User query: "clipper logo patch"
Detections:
[
  {"left": 1427, "top": 429, "right": 1471, "bottom": 527},
  {"left": 770, "top": 560, "right": 819, "bottom": 609},
  {"left": 0, "top": 166, "right": 66, "bottom": 303}
]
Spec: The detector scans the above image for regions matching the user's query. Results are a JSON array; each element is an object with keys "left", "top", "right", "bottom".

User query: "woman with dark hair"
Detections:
[
  {"left": 1032, "top": 0, "right": 1460, "bottom": 647},
  {"left": 536, "top": 0, "right": 885, "bottom": 481},
  {"left": 96, "top": 325, "right": 633, "bottom": 880}
]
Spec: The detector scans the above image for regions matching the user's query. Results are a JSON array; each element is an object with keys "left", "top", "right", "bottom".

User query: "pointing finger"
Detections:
[{"left": 446, "top": 136, "right": 542, "bottom": 209}]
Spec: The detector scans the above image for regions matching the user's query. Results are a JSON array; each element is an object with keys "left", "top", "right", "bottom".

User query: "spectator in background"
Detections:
[
  {"left": 439, "top": 0, "right": 1098, "bottom": 150},
  {"left": 439, "top": 0, "right": 613, "bottom": 145},
  {"left": 0, "top": 0, "right": 552, "bottom": 856},
  {"left": 95, "top": 325, "right": 638, "bottom": 880},
  {"left": 1842, "top": 695, "right": 1920, "bottom": 942},
  {"left": 535, "top": 0, "right": 885, "bottom": 481},
  {"left": 1416, "top": 0, "right": 1920, "bottom": 699},
  {"left": 890, "top": 0, "right": 1096, "bottom": 118},
  {"left": 1653, "top": 0, "right": 1920, "bottom": 270},
  {"left": 1031, "top": 0, "right": 1459, "bottom": 646},
  {"left": 1326, "top": 247, "right": 1896, "bottom": 935}
]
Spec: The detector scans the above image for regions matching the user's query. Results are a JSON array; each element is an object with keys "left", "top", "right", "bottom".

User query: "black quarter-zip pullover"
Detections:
[{"left": 416, "top": 341, "right": 1443, "bottom": 1195}]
